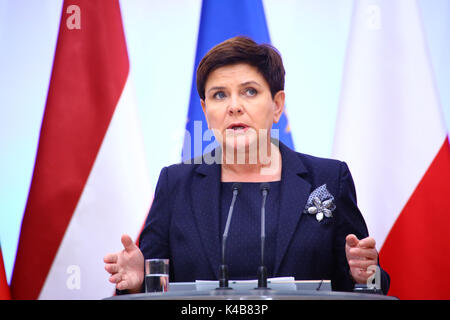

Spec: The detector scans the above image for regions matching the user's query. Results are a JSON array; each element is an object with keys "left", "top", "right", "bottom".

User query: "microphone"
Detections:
[
  {"left": 217, "top": 183, "right": 241, "bottom": 290},
  {"left": 257, "top": 183, "right": 270, "bottom": 289}
]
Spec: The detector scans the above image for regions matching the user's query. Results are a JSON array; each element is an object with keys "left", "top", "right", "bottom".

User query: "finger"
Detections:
[
  {"left": 103, "top": 253, "right": 118, "bottom": 264},
  {"left": 349, "top": 259, "right": 378, "bottom": 270},
  {"left": 121, "top": 234, "right": 137, "bottom": 252},
  {"left": 104, "top": 263, "right": 119, "bottom": 274},
  {"left": 109, "top": 273, "right": 122, "bottom": 284},
  {"left": 348, "top": 247, "right": 378, "bottom": 260},
  {"left": 116, "top": 279, "right": 130, "bottom": 291},
  {"left": 345, "top": 234, "right": 359, "bottom": 248},
  {"left": 351, "top": 268, "right": 376, "bottom": 284},
  {"left": 358, "top": 236, "right": 376, "bottom": 249}
]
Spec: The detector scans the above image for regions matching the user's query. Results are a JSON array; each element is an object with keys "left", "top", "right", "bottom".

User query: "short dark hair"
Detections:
[{"left": 196, "top": 36, "right": 285, "bottom": 100}]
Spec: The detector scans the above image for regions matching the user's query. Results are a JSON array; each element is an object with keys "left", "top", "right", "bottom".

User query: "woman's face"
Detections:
[{"left": 201, "top": 63, "right": 284, "bottom": 154}]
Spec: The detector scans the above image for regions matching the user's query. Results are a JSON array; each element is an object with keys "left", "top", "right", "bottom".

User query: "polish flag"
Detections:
[
  {"left": 10, "top": 1, "right": 151, "bottom": 299},
  {"left": 0, "top": 245, "right": 11, "bottom": 300},
  {"left": 333, "top": 0, "right": 450, "bottom": 299}
]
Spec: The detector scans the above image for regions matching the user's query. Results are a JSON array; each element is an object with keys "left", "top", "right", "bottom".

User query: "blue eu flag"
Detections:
[{"left": 182, "top": 0, "right": 294, "bottom": 161}]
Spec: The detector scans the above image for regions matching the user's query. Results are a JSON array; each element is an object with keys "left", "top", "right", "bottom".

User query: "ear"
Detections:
[
  {"left": 201, "top": 99, "right": 206, "bottom": 113},
  {"left": 200, "top": 99, "right": 210, "bottom": 129},
  {"left": 272, "top": 90, "right": 285, "bottom": 124}
]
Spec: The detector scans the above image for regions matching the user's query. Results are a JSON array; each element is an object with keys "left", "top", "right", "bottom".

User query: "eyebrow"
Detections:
[
  {"left": 240, "top": 81, "right": 262, "bottom": 88},
  {"left": 207, "top": 86, "right": 226, "bottom": 94},
  {"left": 206, "top": 81, "right": 262, "bottom": 94}
]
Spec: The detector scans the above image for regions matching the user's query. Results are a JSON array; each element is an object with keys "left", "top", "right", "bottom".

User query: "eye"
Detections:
[
  {"left": 244, "top": 87, "right": 257, "bottom": 96},
  {"left": 213, "top": 91, "right": 226, "bottom": 100}
]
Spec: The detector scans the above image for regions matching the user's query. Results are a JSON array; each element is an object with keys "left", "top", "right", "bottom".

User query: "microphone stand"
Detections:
[
  {"left": 256, "top": 183, "right": 270, "bottom": 290},
  {"left": 216, "top": 183, "right": 240, "bottom": 290}
]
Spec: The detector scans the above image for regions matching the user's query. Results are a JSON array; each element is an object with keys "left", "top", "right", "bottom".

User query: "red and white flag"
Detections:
[
  {"left": 333, "top": 0, "right": 450, "bottom": 299},
  {"left": 0, "top": 244, "right": 11, "bottom": 300},
  {"left": 11, "top": 1, "right": 151, "bottom": 299}
]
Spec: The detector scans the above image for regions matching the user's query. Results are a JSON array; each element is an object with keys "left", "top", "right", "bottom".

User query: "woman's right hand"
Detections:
[{"left": 103, "top": 234, "right": 144, "bottom": 293}]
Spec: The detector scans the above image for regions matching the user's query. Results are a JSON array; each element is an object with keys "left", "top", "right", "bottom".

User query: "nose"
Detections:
[{"left": 228, "top": 96, "right": 243, "bottom": 115}]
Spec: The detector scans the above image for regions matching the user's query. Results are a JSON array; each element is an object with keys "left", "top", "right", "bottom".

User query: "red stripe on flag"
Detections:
[
  {"left": 0, "top": 246, "right": 11, "bottom": 300},
  {"left": 11, "top": 0, "right": 129, "bottom": 299},
  {"left": 380, "top": 138, "right": 450, "bottom": 299}
]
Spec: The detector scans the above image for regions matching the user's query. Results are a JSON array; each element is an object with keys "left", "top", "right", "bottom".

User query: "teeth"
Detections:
[{"left": 232, "top": 126, "right": 245, "bottom": 130}]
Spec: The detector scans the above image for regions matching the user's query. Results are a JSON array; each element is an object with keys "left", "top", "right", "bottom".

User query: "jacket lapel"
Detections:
[
  {"left": 191, "top": 150, "right": 222, "bottom": 278},
  {"left": 274, "top": 142, "right": 311, "bottom": 275}
]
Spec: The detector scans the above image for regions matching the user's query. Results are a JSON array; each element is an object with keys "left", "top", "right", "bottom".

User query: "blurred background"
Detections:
[{"left": 1, "top": 0, "right": 449, "bottom": 284}]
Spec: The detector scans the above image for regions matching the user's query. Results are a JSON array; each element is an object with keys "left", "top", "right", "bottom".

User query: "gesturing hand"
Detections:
[
  {"left": 103, "top": 234, "right": 144, "bottom": 293},
  {"left": 345, "top": 234, "right": 378, "bottom": 284}
]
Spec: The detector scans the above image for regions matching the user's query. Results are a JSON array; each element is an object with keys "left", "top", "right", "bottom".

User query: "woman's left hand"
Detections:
[{"left": 345, "top": 234, "right": 378, "bottom": 284}]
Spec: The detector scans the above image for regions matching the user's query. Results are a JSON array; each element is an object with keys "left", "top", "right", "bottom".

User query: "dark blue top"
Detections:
[
  {"left": 138, "top": 141, "right": 390, "bottom": 294},
  {"left": 220, "top": 181, "right": 281, "bottom": 280}
]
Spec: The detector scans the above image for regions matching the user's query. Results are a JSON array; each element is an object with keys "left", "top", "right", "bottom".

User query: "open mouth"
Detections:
[{"left": 227, "top": 123, "right": 249, "bottom": 132}]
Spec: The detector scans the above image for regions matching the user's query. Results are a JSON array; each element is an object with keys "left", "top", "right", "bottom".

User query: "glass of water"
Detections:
[{"left": 144, "top": 259, "right": 169, "bottom": 293}]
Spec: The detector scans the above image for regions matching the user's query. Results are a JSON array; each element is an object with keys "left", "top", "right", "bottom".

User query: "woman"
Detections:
[{"left": 104, "top": 36, "right": 390, "bottom": 294}]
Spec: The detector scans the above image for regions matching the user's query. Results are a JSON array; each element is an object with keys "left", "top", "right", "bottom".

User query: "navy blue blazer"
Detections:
[{"left": 139, "top": 142, "right": 390, "bottom": 293}]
